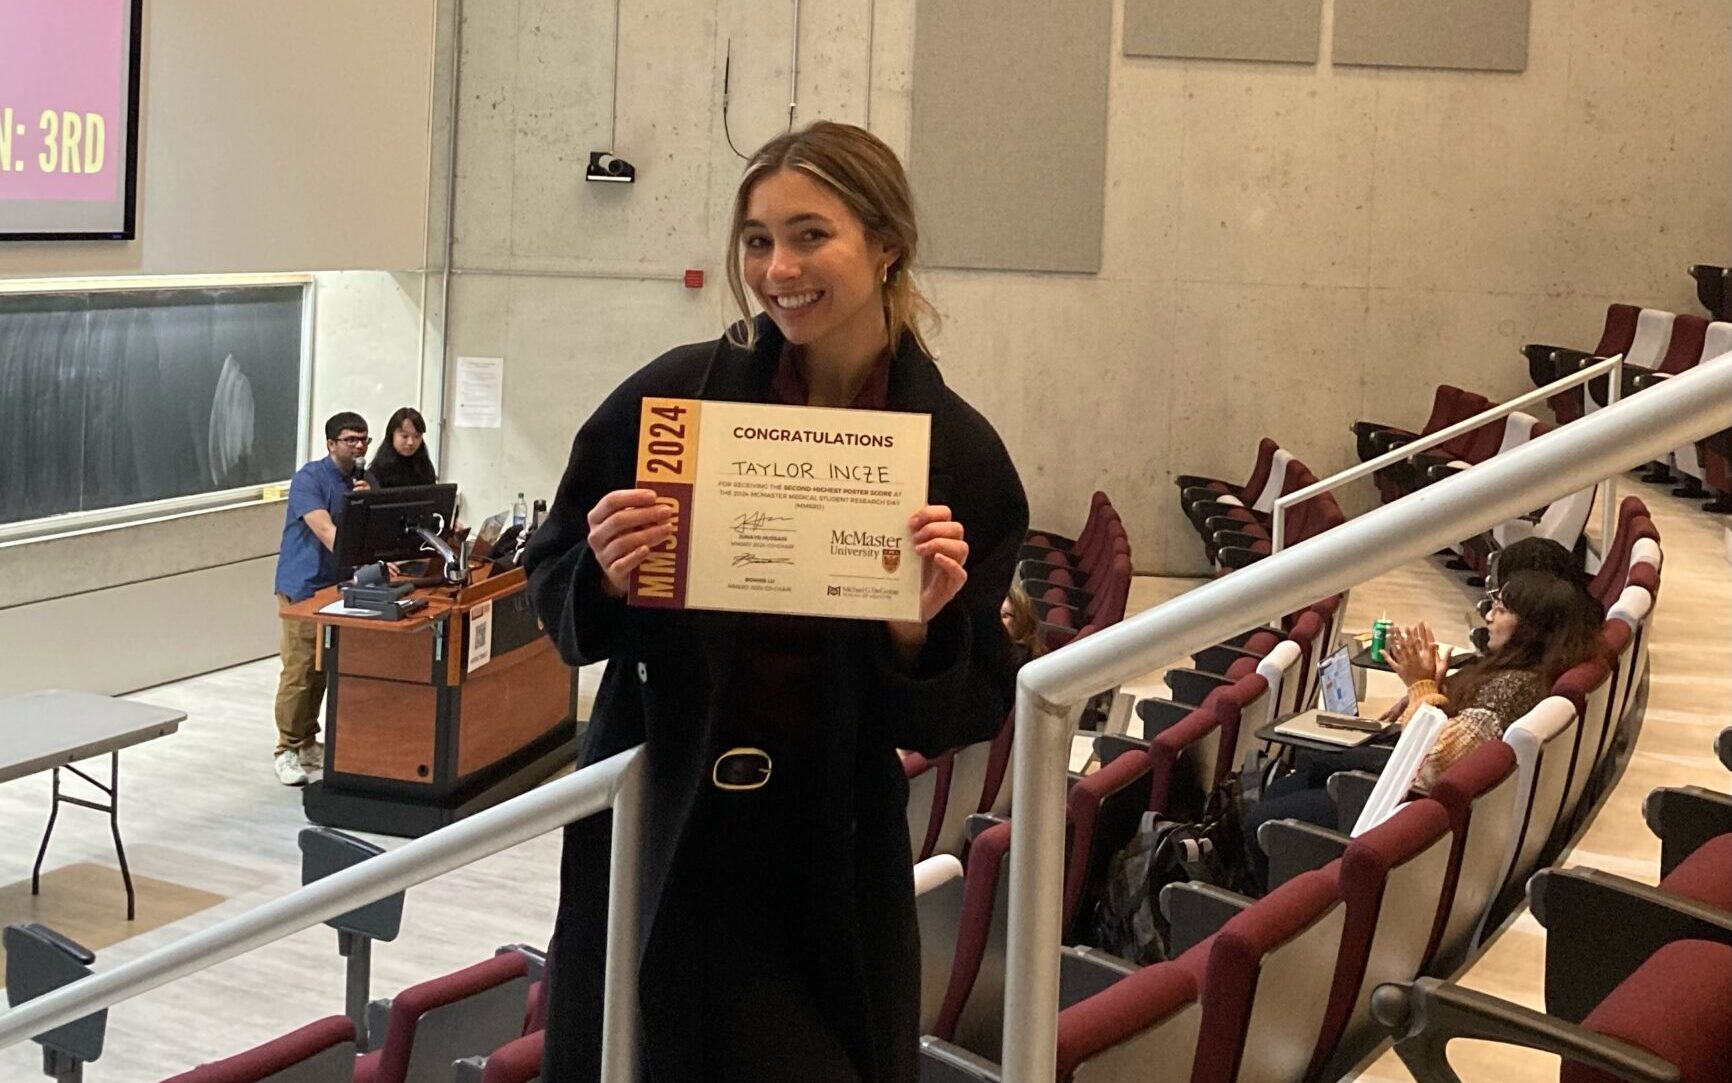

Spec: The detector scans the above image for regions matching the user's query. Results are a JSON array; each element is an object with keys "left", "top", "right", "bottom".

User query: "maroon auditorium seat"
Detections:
[
  {"left": 1177, "top": 868, "right": 1345, "bottom": 1083},
  {"left": 352, "top": 952, "right": 529, "bottom": 1083},
  {"left": 162, "top": 1016, "right": 356, "bottom": 1083},
  {"left": 476, "top": 1032, "right": 542, "bottom": 1083},
  {"left": 931, "top": 750, "right": 1155, "bottom": 1056},
  {"left": 904, "top": 749, "right": 950, "bottom": 861},
  {"left": 1659, "top": 833, "right": 1732, "bottom": 912},
  {"left": 1026, "top": 490, "right": 1111, "bottom": 552},
  {"left": 1198, "top": 449, "right": 1293, "bottom": 534},
  {"left": 1377, "top": 939, "right": 1732, "bottom": 1083},
  {"left": 1422, "top": 740, "right": 1522, "bottom": 973},
  {"left": 1270, "top": 799, "right": 1454, "bottom": 1081},
  {"left": 1526, "top": 303, "right": 1640, "bottom": 423},
  {"left": 1140, "top": 698, "right": 1229, "bottom": 826},
  {"left": 1564, "top": 940, "right": 1732, "bottom": 1083},
  {"left": 978, "top": 711, "right": 1016, "bottom": 818},
  {"left": 923, "top": 953, "right": 1203, "bottom": 1082},
  {"left": 1213, "top": 475, "right": 1345, "bottom": 572},
  {"left": 1586, "top": 497, "right": 1653, "bottom": 609},
  {"left": 1551, "top": 656, "right": 1614, "bottom": 842},
  {"left": 1178, "top": 437, "right": 1280, "bottom": 510}
]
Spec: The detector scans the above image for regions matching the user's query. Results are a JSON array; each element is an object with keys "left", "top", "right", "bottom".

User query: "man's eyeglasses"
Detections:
[{"left": 334, "top": 435, "right": 371, "bottom": 448}]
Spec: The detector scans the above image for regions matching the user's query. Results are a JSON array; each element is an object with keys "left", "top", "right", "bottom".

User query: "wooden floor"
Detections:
[{"left": 0, "top": 482, "right": 1723, "bottom": 1080}]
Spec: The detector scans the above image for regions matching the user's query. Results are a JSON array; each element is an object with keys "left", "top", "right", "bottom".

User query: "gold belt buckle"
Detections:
[{"left": 712, "top": 747, "right": 772, "bottom": 791}]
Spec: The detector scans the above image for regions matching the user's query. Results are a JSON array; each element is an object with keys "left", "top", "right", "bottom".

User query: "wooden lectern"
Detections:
[{"left": 281, "top": 567, "right": 579, "bottom": 837}]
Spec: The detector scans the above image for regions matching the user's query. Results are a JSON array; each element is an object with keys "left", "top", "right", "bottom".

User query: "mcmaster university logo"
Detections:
[{"left": 881, "top": 548, "right": 901, "bottom": 573}]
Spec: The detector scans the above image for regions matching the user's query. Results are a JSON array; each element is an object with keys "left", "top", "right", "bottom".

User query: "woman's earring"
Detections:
[{"left": 880, "top": 265, "right": 889, "bottom": 284}]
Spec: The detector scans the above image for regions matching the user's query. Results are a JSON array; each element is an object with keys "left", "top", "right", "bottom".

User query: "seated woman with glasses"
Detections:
[
  {"left": 1475, "top": 536, "right": 1602, "bottom": 632},
  {"left": 365, "top": 406, "right": 438, "bottom": 489},
  {"left": 1242, "top": 570, "right": 1600, "bottom": 891}
]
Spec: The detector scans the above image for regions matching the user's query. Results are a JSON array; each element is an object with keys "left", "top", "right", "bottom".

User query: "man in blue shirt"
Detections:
[{"left": 272, "top": 411, "right": 370, "bottom": 786}]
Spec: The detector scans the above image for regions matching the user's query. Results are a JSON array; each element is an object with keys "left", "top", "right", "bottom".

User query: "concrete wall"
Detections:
[
  {"left": 438, "top": 0, "right": 1730, "bottom": 574},
  {"left": 309, "top": 271, "right": 430, "bottom": 462}
]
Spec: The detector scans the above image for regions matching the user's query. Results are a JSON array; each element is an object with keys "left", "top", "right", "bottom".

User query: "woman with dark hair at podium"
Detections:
[{"left": 365, "top": 406, "right": 437, "bottom": 488}]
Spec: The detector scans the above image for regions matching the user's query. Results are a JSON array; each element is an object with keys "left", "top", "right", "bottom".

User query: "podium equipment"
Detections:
[{"left": 284, "top": 564, "right": 579, "bottom": 838}]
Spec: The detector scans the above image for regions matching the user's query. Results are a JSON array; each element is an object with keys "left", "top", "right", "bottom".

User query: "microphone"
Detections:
[{"left": 351, "top": 456, "right": 367, "bottom": 484}]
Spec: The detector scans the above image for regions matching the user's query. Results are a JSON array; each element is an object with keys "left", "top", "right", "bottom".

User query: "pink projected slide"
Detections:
[{"left": 0, "top": 0, "right": 138, "bottom": 238}]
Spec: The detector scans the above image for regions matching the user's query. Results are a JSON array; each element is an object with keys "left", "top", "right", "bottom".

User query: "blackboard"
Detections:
[{"left": 0, "top": 284, "right": 306, "bottom": 527}]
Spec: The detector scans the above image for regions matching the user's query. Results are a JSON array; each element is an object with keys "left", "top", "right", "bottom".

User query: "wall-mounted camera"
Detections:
[{"left": 586, "top": 152, "right": 636, "bottom": 184}]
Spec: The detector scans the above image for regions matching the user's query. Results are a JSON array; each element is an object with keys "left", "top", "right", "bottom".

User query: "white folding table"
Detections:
[{"left": 0, "top": 690, "right": 183, "bottom": 921}]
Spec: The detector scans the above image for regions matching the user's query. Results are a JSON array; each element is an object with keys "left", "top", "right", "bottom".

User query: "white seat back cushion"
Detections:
[
  {"left": 914, "top": 856, "right": 965, "bottom": 1034},
  {"left": 1236, "top": 902, "right": 1347, "bottom": 1083},
  {"left": 1626, "top": 309, "right": 1676, "bottom": 369},
  {"left": 1256, "top": 641, "right": 1304, "bottom": 723},
  {"left": 1493, "top": 697, "right": 1577, "bottom": 904},
  {"left": 1251, "top": 450, "right": 1294, "bottom": 514}
]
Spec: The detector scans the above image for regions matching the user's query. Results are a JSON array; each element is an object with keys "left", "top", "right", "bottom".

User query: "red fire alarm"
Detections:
[{"left": 683, "top": 268, "right": 704, "bottom": 289}]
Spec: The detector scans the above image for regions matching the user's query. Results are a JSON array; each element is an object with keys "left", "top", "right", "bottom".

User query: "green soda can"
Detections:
[{"left": 1370, "top": 618, "right": 1393, "bottom": 663}]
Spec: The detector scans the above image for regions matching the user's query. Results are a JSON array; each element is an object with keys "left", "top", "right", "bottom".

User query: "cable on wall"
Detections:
[
  {"left": 720, "top": 1, "right": 801, "bottom": 162},
  {"left": 864, "top": 0, "right": 875, "bottom": 129},
  {"left": 723, "top": 39, "right": 749, "bottom": 160},
  {"left": 787, "top": 0, "right": 800, "bottom": 130},
  {"left": 609, "top": 0, "right": 622, "bottom": 150}
]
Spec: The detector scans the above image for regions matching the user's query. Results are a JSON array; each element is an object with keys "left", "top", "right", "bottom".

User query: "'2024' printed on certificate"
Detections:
[{"left": 627, "top": 397, "right": 931, "bottom": 622}]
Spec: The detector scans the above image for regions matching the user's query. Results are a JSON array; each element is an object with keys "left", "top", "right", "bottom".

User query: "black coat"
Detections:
[{"left": 523, "top": 318, "right": 1028, "bottom": 1082}]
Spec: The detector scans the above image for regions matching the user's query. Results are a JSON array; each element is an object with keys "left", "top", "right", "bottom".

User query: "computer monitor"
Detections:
[
  {"left": 333, "top": 483, "right": 459, "bottom": 569},
  {"left": 1317, "top": 646, "right": 1359, "bottom": 716}
]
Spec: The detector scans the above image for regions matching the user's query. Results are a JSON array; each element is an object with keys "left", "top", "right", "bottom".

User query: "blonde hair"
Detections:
[
  {"left": 725, "top": 121, "right": 938, "bottom": 355},
  {"left": 1004, "top": 579, "right": 1048, "bottom": 660}
]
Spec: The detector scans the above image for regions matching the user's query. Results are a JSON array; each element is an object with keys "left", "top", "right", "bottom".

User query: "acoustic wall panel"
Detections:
[
  {"left": 1333, "top": 0, "right": 1530, "bottom": 73},
  {"left": 908, "top": 0, "right": 1111, "bottom": 274},
  {"left": 1123, "top": 0, "right": 1321, "bottom": 64}
]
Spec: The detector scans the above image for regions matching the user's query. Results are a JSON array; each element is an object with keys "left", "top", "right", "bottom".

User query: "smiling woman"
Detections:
[
  {"left": 725, "top": 121, "right": 939, "bottom": 402},
  {"left": 523, "top": 121, "right": 1029, "bottom": 1082}
]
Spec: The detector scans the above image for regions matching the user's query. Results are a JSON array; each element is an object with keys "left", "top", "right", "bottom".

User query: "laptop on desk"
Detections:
[{"left": 1272, "top": 647, "right": 1386, "bottom": 748}]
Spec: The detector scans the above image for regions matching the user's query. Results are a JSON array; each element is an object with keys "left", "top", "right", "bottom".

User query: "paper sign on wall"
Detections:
[
  {"left": 454, "top": 356, "right": 504, "bottom": 428},
  {"left": 466, "top": 600, "right": 494, "bottom": 673}
]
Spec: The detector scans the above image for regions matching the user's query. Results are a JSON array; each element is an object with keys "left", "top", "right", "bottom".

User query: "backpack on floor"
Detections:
[{"left": 1091, "top": 781, "right": 1246, "bottom": 964}]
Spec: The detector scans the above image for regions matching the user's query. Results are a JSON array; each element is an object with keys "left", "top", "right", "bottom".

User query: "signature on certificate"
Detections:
[
  {"left": 732, "top": 552, "right": 795, "bottom": 568},
  {"left": 731, "top": 511, "right": 796, "bottom": 535}
]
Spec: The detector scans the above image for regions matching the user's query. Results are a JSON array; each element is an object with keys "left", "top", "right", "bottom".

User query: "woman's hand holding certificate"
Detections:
[
  {"left": 587, "top": 488, "right": 675, "bottom": 598},
  {"left": 885, "top": 504, "right": 968, "bottom": 658}
]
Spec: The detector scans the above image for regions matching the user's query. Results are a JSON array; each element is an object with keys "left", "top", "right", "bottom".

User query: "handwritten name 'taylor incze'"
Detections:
[{"left": 730, "top": 461, "right": 892, "bottom": 483}]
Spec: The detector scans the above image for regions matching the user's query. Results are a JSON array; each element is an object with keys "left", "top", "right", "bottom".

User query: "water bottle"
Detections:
[{"left": 512, "top": 491, "right": 528, "bottom": 529}]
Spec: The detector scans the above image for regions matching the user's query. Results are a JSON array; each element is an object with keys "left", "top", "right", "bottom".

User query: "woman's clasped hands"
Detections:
[{"left": 1385, "top": 621, "right": 1453, "bottom": 689}]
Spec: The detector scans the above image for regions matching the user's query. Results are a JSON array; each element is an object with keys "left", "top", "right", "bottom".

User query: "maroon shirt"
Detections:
[{"left": 712, "top": 344, "right": 896, "bottom": 783}]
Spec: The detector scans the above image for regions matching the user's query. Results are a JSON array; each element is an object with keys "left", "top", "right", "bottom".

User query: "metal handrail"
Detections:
[
  {"left": 0, "top": 748, "right": 648, "bottom": 1083},
  {"left": 1002, "top": 356, "right": 1732, "bottom": 1081},
  {"left": 1271, "top": 353, "right": 1626, "bottom": 552},
  {"left": 1, "top": 356, "right": 1727, "bottom": 1081}
]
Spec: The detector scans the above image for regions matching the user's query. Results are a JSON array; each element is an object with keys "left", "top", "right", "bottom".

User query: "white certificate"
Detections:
[{"left": 626, "top": 397, "right": 930, "bottom": 621}]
